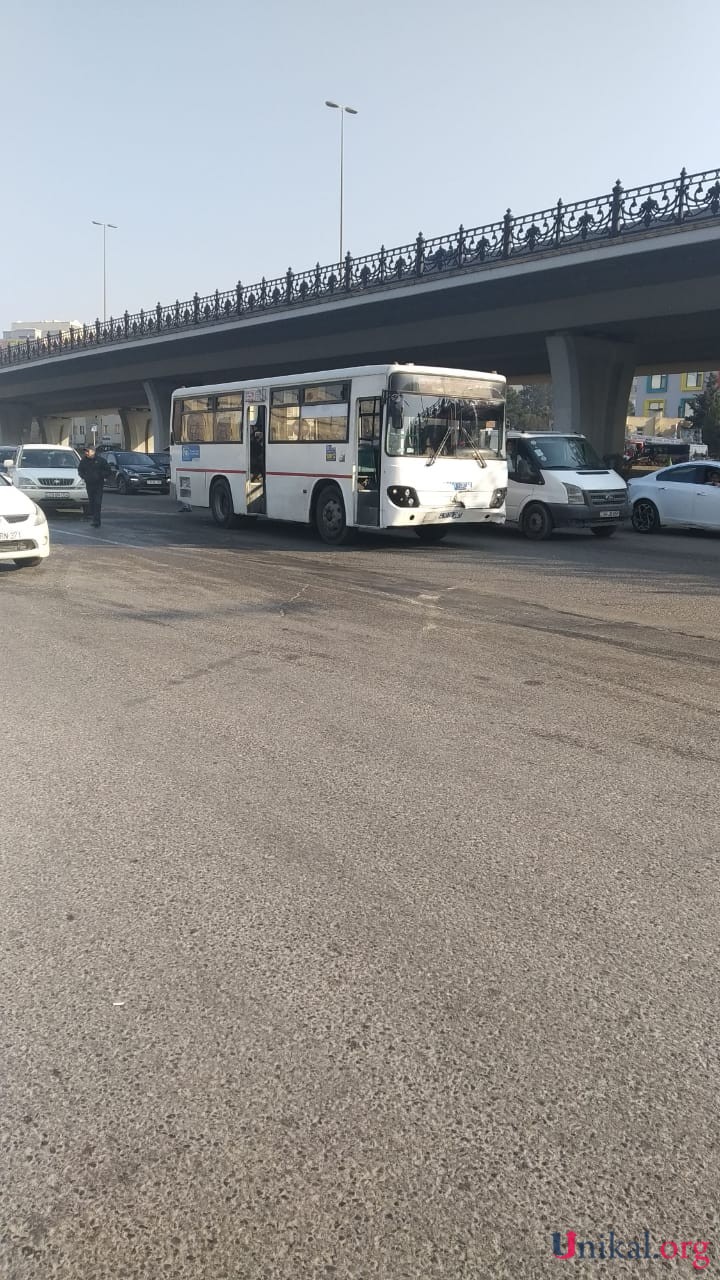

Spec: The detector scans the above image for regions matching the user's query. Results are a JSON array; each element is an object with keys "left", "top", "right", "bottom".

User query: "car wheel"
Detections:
[
  {"left": 117, "top": 476, "right": 128, "bottom": 495},
  {"left": 590, "top": 526, "right": 616, "bottom": 538},
  {"left": 415, "top": 525, "right": 449, "bottom": 543},
  {"left": 520, "top": 502, "right": 553, "bottom": 540},
  {"left": 631, "top": 498, "right": 660, "bottom": 533},
  {"left": 210, "top": 478, "right": 235, "bottom": 528},
  {"left": 314, "top": 484, "right": 352, "bottom": 544},
  {"left": 14, "top": 557, "right": 43, "bottom": 567}
]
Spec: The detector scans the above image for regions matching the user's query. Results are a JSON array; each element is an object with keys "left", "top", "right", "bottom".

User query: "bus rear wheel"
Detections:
[
  {"left": 210, "top": 478, "right": 235, "bottom": 528},
  {"left": 415, "top": 525, "right": 449, "bottom": 543},
  {"left": 314, "top": 484, "right": 352, "bottom": 545}
]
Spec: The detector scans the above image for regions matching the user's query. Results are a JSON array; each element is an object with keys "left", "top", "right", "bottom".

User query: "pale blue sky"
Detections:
[{"left": 2, "top": 0, "right": 717, "bottom": 329}]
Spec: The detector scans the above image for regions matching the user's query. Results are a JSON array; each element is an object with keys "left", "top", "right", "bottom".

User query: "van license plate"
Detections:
[{"left": 600, "top": 510, "right": 620, "bottom": 518}]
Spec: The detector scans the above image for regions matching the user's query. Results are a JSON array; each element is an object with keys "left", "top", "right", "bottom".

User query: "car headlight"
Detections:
[
  {"left": 563, "top": 483, "right": 585, "bottom": 506},
  {"left": 18, "top": 475, "right": 36, "bottom": 487},
  {"left": 32, "top": 503, "right": 47, "bottom": 525},
  {"left": 73, "top": 477, "right": 86, "bottom": 487}
]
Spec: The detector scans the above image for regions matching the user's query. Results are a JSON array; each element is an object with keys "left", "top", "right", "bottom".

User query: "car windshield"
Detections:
[
  {"left": 116, "top": 453, "right": 156, "bottom": 467},
  {"left": 386, "top": 374, "right": 505, "bottom": 459},
  {"left": 19, "top": 449, "right": 79, "bottom": 469},
  {"left": 524, "top": 435, "right": 604, "bottom": 470}
]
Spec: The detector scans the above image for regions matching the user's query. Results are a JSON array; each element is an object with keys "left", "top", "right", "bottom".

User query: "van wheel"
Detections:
[
  {"left": 315, "top": 484, "right": 352, "bottom": 544},
  {"left": 521, "top": 502, "right": 553, "bottom": 540},
  {"left": 591, "top": 526, "right": 616, "bottom": 538},
  {"left": 210, "top": 478, "right": 235, "bottom": 528}
]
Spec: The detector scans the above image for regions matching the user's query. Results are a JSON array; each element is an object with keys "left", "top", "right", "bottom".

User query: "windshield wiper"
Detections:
[{"left": 425, "top": 422, "right": 487, "bottom": 467}]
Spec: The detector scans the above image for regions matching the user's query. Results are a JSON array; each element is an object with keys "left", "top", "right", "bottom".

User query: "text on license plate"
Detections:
[
  {"left": 0, "top": 531, "right": 19, "bottom": 540},
  {"left": 600, "top": 509, "right": 620, "bottom": 518},
  {"left": 148, "top": 480, "right": 161, "bottom": 485}
]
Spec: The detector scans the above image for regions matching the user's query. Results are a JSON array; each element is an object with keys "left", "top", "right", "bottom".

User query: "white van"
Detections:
[{"left": 506, "top": 432, "right": 628, "bottom": 540}]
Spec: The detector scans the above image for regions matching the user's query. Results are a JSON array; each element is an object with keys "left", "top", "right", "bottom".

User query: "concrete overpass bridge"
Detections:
[{"left": 2, "top": 166, "right": 720, "bottom": 456}]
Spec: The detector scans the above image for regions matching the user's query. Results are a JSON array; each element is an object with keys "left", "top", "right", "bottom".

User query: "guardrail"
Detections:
[{"left": 2, "top": 165, "right": 719, "bottom": 367}]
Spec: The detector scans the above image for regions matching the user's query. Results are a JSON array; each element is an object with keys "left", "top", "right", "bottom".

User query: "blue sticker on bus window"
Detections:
[
  {"left": 182, "top": 444, "right": 200, "bottom": 461},
  {"left": 325, "top": 445, "right": 337, "bottom": 461}
]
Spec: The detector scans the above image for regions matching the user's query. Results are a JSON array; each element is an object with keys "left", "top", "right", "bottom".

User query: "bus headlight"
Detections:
[
  {"left": 489, "top": 487, "right": 506, "bottom": 509},
  {"left": 387, "top": 485, "right": 420, "bottom": 508}
]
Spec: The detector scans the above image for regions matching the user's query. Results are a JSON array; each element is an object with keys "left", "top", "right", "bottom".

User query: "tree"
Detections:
[
  {"left": 506, "top": 383, "right": 553, "bottom": 431},
  {"left": 689, "top": 372, "right": 720, "bottom": 455}
]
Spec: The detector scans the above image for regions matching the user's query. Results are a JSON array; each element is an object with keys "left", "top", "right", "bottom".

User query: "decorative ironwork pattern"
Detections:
[{"left": 2, "top": 166, "right": 719, "bottom": 368}]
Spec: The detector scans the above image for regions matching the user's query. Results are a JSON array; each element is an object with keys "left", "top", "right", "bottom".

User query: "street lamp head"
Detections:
[
  {"left": 325, "top": 101, "right": 358, "bottom": 114},
  {"left": 92, "top": 220, "right": 102, "bottom": 226}
]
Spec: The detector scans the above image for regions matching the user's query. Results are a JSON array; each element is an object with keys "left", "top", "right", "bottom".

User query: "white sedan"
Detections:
[
  {"left": 628, "top": 461, "right": 720, "bottom": 533},
  {"left": 0, "top": 471, "right": 50, "bottom": 567}
]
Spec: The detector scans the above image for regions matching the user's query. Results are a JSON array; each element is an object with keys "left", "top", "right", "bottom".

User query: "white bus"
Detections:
[{"left": 170, "top": 363, "right": 507, "bottom": 544}]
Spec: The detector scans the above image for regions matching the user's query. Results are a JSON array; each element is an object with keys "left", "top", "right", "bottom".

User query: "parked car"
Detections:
[
  {"left": 102, "top": 451, "right": 170, "bottom": 495},
  {"left": 4, "top": 444, "right": 88, "bottom": 515},
  {"left": 0, "top": 470, "right": 50, "bottom": 567},
  {"left": 506, "top": 431, "right": 628, "bottom": 539},
  {"left": 149, "top": 451, "right": 171, "bottom": 481},
  {"left": 629, "top": 461, "right": 720, "bottom": 533}
]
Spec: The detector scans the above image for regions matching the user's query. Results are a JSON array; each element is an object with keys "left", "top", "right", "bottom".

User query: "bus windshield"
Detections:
[{"left": 386, "top": 374, "right": 505, "bottom": 460}]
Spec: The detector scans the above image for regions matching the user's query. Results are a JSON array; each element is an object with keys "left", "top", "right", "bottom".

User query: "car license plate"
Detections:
[
  {"left": 148, "top": 480, "right": 161, "bottom": 485},
  {"left": 0, "top": 530, "right": 19, "bottom": 540},
  {"left": 600, "top": 509, "right": 620, "bottom": 518},
  {"left": 438, "top": 510, "right": 464, "bottom": 521}
]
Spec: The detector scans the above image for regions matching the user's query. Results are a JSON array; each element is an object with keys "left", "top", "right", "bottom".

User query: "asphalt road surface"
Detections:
[{"left": 3, "top": 497, "right": 720, "bottom": 1279}]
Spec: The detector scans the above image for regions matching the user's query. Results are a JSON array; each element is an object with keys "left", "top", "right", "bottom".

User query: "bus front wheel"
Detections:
[
  {"left": 210, "top": 478, "right": 235, "bottom": 528},
  {"left": 314, "top": 484, "right": 352, "bottom": 545}
]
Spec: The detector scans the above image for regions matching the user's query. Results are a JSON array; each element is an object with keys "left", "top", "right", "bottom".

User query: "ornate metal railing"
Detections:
[{"left": 3, "top": 165, "right": 719, "bottom": 368}]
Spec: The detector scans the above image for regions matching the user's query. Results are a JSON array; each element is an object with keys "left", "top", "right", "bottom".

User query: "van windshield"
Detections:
[{"left": 525, "top": 436, "right": 604, "bottom": 471}]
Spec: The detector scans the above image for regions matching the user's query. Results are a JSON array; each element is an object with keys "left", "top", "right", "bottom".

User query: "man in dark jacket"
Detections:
[{"left": 78, "top": 447, "right": 109, "bottom": 527}]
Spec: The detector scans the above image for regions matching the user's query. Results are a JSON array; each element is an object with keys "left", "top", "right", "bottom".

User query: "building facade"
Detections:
[{"left": 628, "top": 371, "right": 714, "bottom": 422}]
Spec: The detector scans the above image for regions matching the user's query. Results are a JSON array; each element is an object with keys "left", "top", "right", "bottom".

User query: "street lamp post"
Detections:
[
  {"left": 324, "top": 101, "right": 358, "bottom": 264},
  {"left": 91, "top": 220, "right": 118, "bottom": 323}
]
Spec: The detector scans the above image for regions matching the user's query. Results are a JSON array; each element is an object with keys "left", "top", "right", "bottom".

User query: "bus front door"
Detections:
[
  {"left": 247, "top": 405, "right": 266, "bottom": 515},
  {"left": 356, "top": 396, "right": 381, "bottom": 527}
]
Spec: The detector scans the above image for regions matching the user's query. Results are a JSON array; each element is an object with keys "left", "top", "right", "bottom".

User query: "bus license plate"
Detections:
[
  {"left": 438, "top": 510, "right": 464, "bottom": 521},
  {"left": 600, "top": 510, "right": 620, "bottom": 518}
]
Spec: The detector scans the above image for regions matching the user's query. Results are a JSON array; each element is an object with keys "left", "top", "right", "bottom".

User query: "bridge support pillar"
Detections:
[
  {"left": 42, "top": 416, "right": 73, "bottom": 445},
  {"left": 0, "top": 402, "right": 33, "bottom": 445},
  {"left": 143, "top": 380, "right": 173, "bottom": 452},
  {"left": 119, "top": 407, "right": 152, "bottom": 452},
  {"left": 546, "top": 333, "right": 636, "bottom": 461}
]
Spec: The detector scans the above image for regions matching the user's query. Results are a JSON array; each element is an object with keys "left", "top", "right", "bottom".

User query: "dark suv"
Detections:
[
  {"left": 149, "top": 451, "right": 171, "bottom": 481},
  {"left": 102, "top": 451, "right": 170, "bottom": 495}
]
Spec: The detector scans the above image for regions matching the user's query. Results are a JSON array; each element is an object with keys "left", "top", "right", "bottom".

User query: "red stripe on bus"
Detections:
[
  {"left": 266, "top": 471, "right": 353, "bottom": 479},
  {"left": 180, "top": 467, "right": 247, "bottom": 474}
]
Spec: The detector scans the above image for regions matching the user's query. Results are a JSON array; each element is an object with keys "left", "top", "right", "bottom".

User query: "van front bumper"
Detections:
[{"left": 547, "top": 501, "right": 629, "bottom": 528}]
